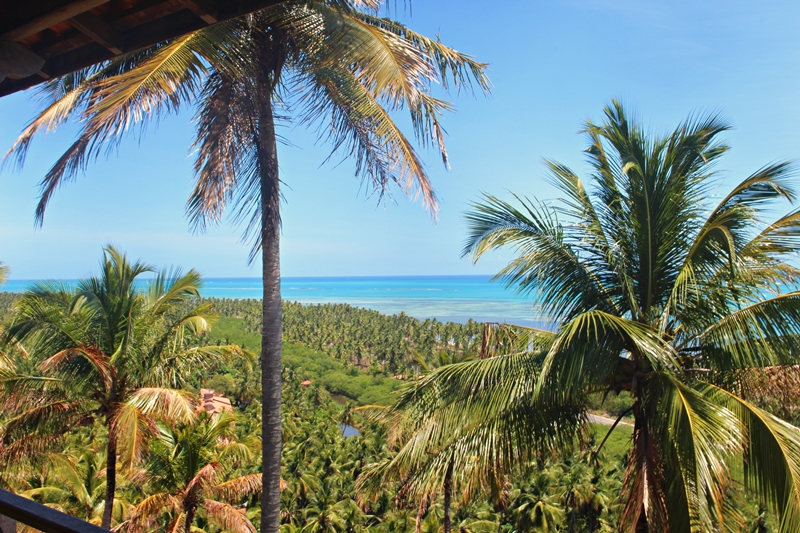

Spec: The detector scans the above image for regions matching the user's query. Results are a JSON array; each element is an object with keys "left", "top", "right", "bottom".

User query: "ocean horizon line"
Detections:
[
  {"left": 0, "top": 275, "right": 547, "bottom": 327},
  {"left": 3, "top": 274, "right": 498, "bottom": 283}
]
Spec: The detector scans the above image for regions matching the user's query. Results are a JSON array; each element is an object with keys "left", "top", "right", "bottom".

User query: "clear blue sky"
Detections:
[{"left": 1, "top": 0, "right": 799, "bottom": 279}]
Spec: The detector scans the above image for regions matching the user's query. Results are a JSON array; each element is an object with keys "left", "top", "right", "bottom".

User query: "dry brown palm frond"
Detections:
[
  {"left": 211, "top": 473, "right": 262, "bottom": 503},
  {"left": 125, "top": 387, "right": 198, "bottom": 424},
  {"left": 722, "top": 365, "right": 800, "bottom": 422},
  {"left": 184, "top": 462, "right": 220, "bottom": 501},
  {"left": 188, "top": 72, "right": 256, "bottom": 231},
  {"left": 115, "top": 492, "right": 179, "bottom": 532},
  {"left": 167, "top": 512, "right": 186, "bottom": 533},
  {"left": 204, "top": 499, "right": 257, "bottom": 533},
  {"left": 42, "top": 345, "right": 114, "bottom": 391}
]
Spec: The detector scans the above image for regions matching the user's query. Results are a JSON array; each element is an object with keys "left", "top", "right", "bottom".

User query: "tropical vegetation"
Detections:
[
  {"left": 0, "top": 246, "right": 246, "bottom": 528},
  {"left": 5, "top": 3, "right": 489, "bottom": 529},
  {"left": 206, "top": 298, "right": 485, "bottom": 374},
  {"left": 0, "top": 269, "right": 790, "bottom": 532},
  {"left": 118, "top": 411, "right": 261, "bottom": 533},
  {"left": 391, "top": 101, "right": 800, "bottom": 532}
]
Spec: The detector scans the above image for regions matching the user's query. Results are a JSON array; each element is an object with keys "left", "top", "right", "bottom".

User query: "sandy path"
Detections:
[{"left": 588, "top": 413, "right": 633, "bottom": 427}]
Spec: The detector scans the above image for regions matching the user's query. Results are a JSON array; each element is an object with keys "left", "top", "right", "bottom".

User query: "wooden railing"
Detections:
[{"left": 0, "top": 489, "right": 107, "bottom": 533}]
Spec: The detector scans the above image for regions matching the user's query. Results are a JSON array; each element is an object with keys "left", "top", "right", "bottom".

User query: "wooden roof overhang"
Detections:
[{"left": 0, "top": 0, "right": 285, "bottom": 97}]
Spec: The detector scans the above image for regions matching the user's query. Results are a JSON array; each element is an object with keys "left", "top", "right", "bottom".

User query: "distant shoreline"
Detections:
[
  {"left": 1, "top": 274, "right": 498, "bottom": 283},
  {"left": 1, "top": 275, "right": 551, "bottom": 327}
]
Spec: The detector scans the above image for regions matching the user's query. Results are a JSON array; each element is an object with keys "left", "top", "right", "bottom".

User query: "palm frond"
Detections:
[
  {"left": 124, "top": 387, "right": 198, "bottom": 424},
  {"left": 299, "top": 62, "right": 437, "bottom": 213},
  {"left": 109, "top": 401, "right": 157, "bottom": 469},
  {"left": 145, "top": 267, "right": 204, "bottom": 314},
  {"left": 692, "top": 291, "right": 800, "bottom": 370},
  {"left": 204, "top": 499, "right": 258, "bottom": 533},
  {"left": 708, "top": 385, "right": 800, "bottom": 533},
  {"left": 647, "top": 374, "right": 741, "bottom": 532},
  {"left": 537, "top": 310, "right": 676, "bottom": 404},
  {"left": 462, "top": 193, "right": 617, "bottom": 320},
  {"left": 346, "top": 10, "right": 490, "bottom": 94},
  {"left": 187, "top": 72, "right": 253, "bottom": 231},
  {"left": 31, "top": 24, "right": 243, "bottom": 225},
  {"left": 42, "top": 345, "right": 114, "bottom": 392},
  {"left": 122, "top": 492, "right": 179, "bottom": 533},
  {"left": 212, "top": 474, "right": 262, "bottom": 503}
]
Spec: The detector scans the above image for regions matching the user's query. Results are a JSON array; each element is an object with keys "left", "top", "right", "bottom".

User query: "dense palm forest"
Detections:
[
  {"left": 206, "top": 298, "right": 484, "bottom": 374},
  {"left": 0, "top": 269, "right": 636, "bottom": 532},
  {"left": 0, "top": 279, "right": 784, "bottom": 532}
]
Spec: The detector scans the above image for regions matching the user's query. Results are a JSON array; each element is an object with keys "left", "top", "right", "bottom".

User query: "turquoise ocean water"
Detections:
[{"left": 1, "top": 276, "right": 549, "bottom": 327}]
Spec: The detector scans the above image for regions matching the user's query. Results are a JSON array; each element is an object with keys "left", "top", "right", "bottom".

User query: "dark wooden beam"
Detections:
[
  {"left": 2, "top": 0, "right": 110, "bottom": 42},
  {"left": 0, "top": 0, "right": 288, "bottom": 97},
  {"left": 69, "top": 12, "right": 124, "bottom": 54},
  {"left": 109, "top": 0, "right": 187, "bottom": 29},
  {"left": 177, "top": 0, "right": 218, "bottom": 24},
  {"left": 216, "top": 0, "right": 288, "bottom": 23},
  {"left": 0, "top": 489, "right": 108, "bottom": 533}
]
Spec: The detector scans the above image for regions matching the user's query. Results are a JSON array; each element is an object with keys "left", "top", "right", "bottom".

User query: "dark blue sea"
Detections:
[{"left": 1, "top": 276, "right": 549, "bottom": 327}]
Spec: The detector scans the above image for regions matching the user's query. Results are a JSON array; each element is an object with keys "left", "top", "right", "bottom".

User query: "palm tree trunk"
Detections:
[
  {"left": 443, "top": 458, "right": 454, "bottom": 533},
  {"left": 184, "top": 504, "right": 196, "bottom": 533},
  {"left": 632, "top": 406, "right": 649, "bottom": 533},
  {"left": 101, "top": 431, "right": 117, "bottom": 529},
  {"left": 256, "top": 35, "right": 285, "bottom": 533}
]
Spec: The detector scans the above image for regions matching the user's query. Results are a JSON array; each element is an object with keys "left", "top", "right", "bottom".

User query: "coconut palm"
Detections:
[
  {"left": 301, "top": 478, "right": 362, "bottom": 533},
  {"left": 119, "top": 411, "right": 262, "bottom": 533},
  {"left": 397, "top": 101, "right": 800, "bottom": 532},
  {"left": 0, "top": 245, "right": 246, "bottom": 528},
  {"left": 356, "top": 323, "right": 583, "bottom": 533},
  {"left": 0, "top": 262, "right": 8, "bottom": 285},
  {"left": 506, "top": 470, "right": 565, "bottom": 533},
  {"left": 4, "top": 4, "right": 489, "bottom": 530}
]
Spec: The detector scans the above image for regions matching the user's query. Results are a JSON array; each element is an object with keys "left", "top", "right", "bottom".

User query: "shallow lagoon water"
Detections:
[{"left": 2, "top": 275, "right": 550, "bottom": 327}]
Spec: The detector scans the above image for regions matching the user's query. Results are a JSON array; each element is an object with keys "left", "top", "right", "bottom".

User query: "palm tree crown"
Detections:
[
  {"left": 4, "top": 1, "right": 489, "bottom": 233},
  {"left": 120, "top": 411, "right": 261, "bottom": 533},
  {"left": 398, "top": 101, "right": 800, "bottom": 533}
]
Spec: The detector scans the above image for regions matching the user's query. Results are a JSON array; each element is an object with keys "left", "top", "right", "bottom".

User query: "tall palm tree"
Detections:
[
  {"left": 0, "top": 262, "right": 8, "bottom": 285},
  {"left": 119, "top": 411, "right": 262, "bottom": 533},
  {"left": 397, "top": 101, "right": 800, "bottom": 532},
  {"left": 4, "top": 4, "right": 489, "bottom": 530},
  {"left": 1, "top": 245, "right": 246, "bottom": 528}
]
